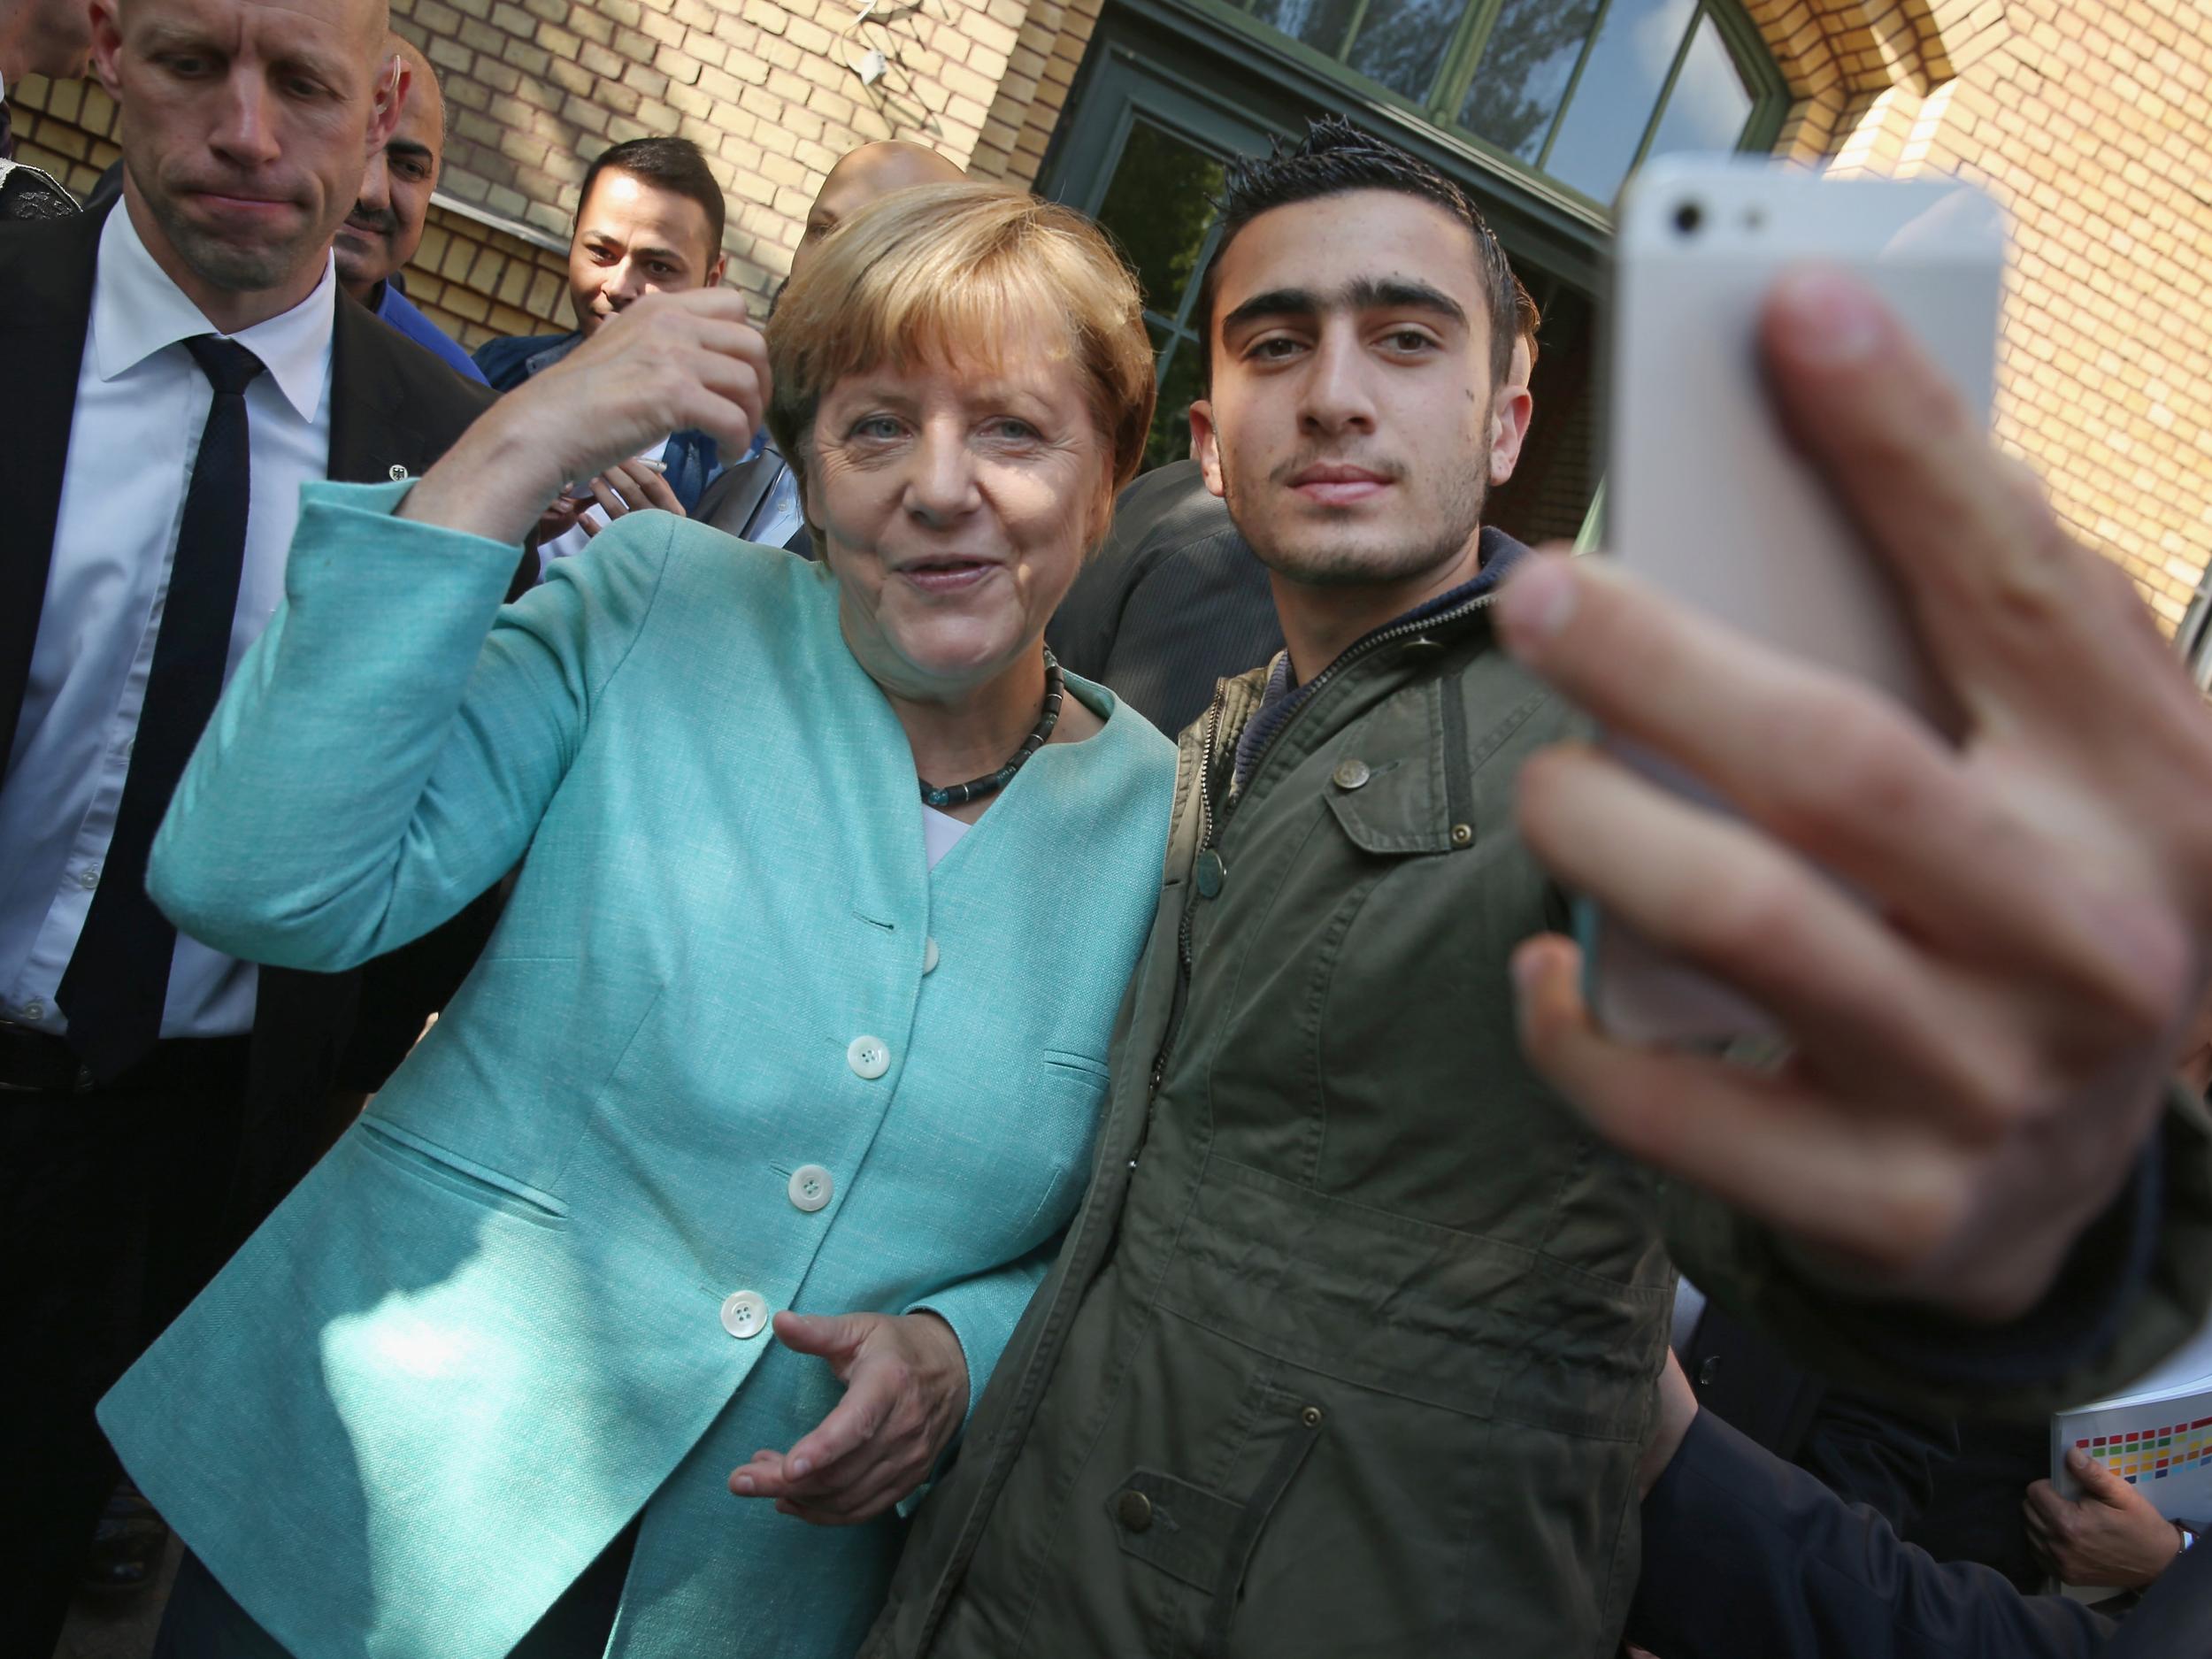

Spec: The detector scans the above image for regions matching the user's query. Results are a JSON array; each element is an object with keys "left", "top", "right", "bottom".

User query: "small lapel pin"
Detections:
[{"left": 388, "top": 463, "right": 410, "bottom": 481}]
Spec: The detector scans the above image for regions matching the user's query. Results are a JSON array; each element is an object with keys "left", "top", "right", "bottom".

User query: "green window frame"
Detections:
[{"left": 1174, "top": 0, "right": 1788, "bottom": 212}]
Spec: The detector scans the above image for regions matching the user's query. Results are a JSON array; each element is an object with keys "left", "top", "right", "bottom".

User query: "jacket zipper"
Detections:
[{"left": 1143, "top": 588, "right": 1502, "bottom": 1100}]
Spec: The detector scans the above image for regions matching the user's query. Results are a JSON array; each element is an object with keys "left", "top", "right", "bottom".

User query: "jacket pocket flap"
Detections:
[
  {"left": 356, "top": 1115, "right": 571, "bottom": 1225},
  {"left": 1107, "top": 1469, "right": 1243, "bottom": 1591},
  {"left": 1322, "top": 759, "right": 1458, "bottom": 856}
]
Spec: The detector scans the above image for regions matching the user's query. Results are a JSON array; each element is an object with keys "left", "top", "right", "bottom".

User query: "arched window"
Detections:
[{"left": 1231, "top": 0, "right": 1785, "bottom": 206}]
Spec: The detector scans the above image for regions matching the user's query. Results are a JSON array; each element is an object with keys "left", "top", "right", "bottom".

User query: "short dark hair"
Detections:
[
  {"left": 1196, "top": 118, "right": 1518, "bottom": 393},
  {"left": 577, "top": 136, "right": 726, "bottom": 263},
  {"left": 1511, "top": 273, "right": 1540, "bottom": 372}
]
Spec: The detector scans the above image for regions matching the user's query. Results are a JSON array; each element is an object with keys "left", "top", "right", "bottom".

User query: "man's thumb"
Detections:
[{"left": 2069, "top": 1446, "right": 2131, "bottom": 1503}]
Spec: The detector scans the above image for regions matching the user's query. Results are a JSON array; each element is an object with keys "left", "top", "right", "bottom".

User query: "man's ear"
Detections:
[
  {"left": 1488, "top": 383, "right": 1533, "bottom": 487},
  {"left": 705, "top": 251, "right": 729, "bottom": 289},
  {"left": 367, "top": 53, "right": 409, "bottom": 154},
  {"left": 1188, "top": 400, "right": 1226, "bottom": 501},
  {"left": 88, "top": 0, "right": 127, "bottom": 99}
]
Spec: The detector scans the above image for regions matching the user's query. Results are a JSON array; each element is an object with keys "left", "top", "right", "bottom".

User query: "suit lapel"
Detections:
[
  {"left": 0, "top": 205, "right": 104, "bottom": 770},
  {"left": 695, "top": 445, "right": 784, "bottom": 540},
  {"left": 328, "top": 288, "right": 442, "bottom": 486}
]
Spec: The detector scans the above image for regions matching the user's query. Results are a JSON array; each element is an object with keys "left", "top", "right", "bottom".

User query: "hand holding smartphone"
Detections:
[{"left": 1584, "top": 157, "right": 2008, "bottom": 1045}]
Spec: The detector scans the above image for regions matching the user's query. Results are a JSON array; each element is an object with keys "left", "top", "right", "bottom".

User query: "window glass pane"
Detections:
[
  {"left": 1145, "top": 334, "right": 1209, "bottom": 472},
  {"left": 1248, "top": 0, "right": 1363, "bottom": 63},
  {"left": 1344, "top": 0, "right": 1471, "bottom": 102},
  {"left": 1094, "top": 119, "right": 1229, "bottom": 317},
  {"left": 1457, "top": 0, "right": 1601, "bottom": 162},
  {"left": 1541, "top": 0, "right": 1697, "bottom": 203},
  {"left": 1640, "top": 13, "right": 1754, "bottom": 163}
]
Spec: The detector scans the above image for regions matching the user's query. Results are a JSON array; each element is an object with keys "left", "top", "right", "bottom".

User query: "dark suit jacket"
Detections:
[
  {"left": 692, "top": 437, "right": 813, "bottom": 557},
  {"left": 0, "top": 205, "right": 518, "bottom": 1239},
  {"left": 1630, "top": 1410, "right": 2116, "bottom": 1659},
  {"left": 1684, "top": 1301, "right": 1958, "bottom": 1534},
  {"left": 1047, "top": 459, "right": 1283, "bottom": 740}
]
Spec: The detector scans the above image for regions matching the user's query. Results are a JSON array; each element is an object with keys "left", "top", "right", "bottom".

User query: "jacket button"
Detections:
[
  {"left": 1449, "top": 823, "right": 1473, "bottom": 847},
  {"left": 720, "top": 1291, "right": 770, "bottom": 1339},
  {"left": 1115, "top": 1489, "right": 1153, "bottom": 1533},
  {"left": 1332, "top": 758, "right": 1370, "bottom": 790},
  {"left": 787, "top": 1164, "right": 833, "bottom": 1212},
  {"left": 847, "top": 1035, "right": 890, "bottom": 1079},
  {"left": 1195, "top": 849, "right": 1225, "bottom": 898},
  {"left": 1300, "top": 1404, "right": 1325, "bottom": 1429}
]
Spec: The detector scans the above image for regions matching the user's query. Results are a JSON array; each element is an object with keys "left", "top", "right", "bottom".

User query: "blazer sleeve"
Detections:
[
  {"left": 905, "top": 1233, "right": 1064, "bottom": 1431},
  {"left": 149, "top": 480, "right": 676, "bottom": 972},
  {"left": 1626, "top": 1410, "right": 2112, "bottom": 1659}
]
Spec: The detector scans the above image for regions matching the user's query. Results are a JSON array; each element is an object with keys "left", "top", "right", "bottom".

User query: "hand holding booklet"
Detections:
[{"left": 2051, "top": 1316, "right": 2212, "bottom": 1598}]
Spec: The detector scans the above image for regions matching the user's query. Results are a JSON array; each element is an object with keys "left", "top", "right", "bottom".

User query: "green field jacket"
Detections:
[{"left": 863, "top": 585, "right": 2212, "bottom": 1658}]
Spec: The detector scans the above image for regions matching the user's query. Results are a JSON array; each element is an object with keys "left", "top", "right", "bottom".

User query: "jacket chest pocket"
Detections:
[{"left": 1320, "top": 684, "right": 1468, "bottom": 865}]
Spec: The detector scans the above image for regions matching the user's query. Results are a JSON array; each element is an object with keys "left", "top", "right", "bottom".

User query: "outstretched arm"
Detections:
[
  {"left": 1496, "top": 270, "right": 2212, "bottom": 1379},
  {"left": 1630, "top": 1351, "right": 2112, "bottom": 1659}
]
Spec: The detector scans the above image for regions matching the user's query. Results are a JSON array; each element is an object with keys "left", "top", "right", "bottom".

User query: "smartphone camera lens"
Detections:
[{"left": 1672, "top": 200, "right": 1703, "bottom": 237}]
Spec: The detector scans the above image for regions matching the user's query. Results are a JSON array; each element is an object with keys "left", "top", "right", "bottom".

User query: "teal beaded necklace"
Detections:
[{"left": 918, "top": 649, "right": 1065, "bottom": 810}]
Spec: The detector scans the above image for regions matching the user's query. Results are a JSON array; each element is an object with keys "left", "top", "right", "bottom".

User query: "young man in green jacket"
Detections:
[{"left": 767, "top": 122, "right": 2212, "bottom": 1654}]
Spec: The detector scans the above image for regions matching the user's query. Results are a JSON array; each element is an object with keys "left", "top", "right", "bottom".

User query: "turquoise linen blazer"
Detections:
[{"left": 98, "top": 483, "right": 1175, "bottom": 1659}]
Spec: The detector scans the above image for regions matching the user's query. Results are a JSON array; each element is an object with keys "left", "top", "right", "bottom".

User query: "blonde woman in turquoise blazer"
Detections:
[{"left": 101, "top": 186, "right": 1173, "bottom": 1659}]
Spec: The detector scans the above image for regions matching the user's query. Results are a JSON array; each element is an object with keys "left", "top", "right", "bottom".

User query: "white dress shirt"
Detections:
[
  {"left": 538, "top": 434, "right": 672, "bottom": 569},
  {"left": 0, "top": 204, "right": 336, "bottom": 1039}
]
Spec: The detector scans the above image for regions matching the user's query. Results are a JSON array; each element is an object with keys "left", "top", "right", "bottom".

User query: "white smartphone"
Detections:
[{"left": 1581, "top": 155, "right": 2008, "bottom": 1046}]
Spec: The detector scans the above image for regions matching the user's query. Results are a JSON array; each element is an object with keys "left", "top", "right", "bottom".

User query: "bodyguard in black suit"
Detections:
[{"left": 0, "top": 0, "right": 520, "bottom": 1644}]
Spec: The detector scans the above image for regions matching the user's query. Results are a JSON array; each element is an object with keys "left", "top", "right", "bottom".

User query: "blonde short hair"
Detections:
[{"left": 766, "top": 182, "right": 1156, "bottom": 512}]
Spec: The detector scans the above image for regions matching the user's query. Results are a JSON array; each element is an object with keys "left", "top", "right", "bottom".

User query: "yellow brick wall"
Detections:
[
  {"left": 387, "top": 0, "right": 1091, "bottom": 315},
  {"left": 1745, "top": 0, "right": 2212, "bottom": 627}
]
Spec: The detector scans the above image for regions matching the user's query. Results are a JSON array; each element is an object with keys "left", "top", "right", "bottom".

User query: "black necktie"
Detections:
[{"left": 58, "top": 335, "right": 265, "bottom": 1080}]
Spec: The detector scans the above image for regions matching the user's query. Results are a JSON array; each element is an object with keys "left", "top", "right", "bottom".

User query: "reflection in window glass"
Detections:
[
  {"left": 1146, "top": 337, "right": 1209, "bottom": 472},
  {"left": 1094, "top": 119, "right": 1229, "bottom": 315},
  {"left": 1247, "top": 0, "right": 1362, "bottom": 62},
  {"left": 1541, "top": 0, "right": 1697, "bottom": 204},
  {"left": 1457, "top": 0, "right": 1600, "bottom": 162},
  {"left": 1639, "top": 14, "right": 1753, "bottom": 165},
  {"left": 1343, "top": 0, "right": 1467, "bottom": 102}
]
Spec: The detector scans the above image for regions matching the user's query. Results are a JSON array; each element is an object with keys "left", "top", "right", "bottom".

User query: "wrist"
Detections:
[{"left": 400, "top": 398, "right": 572, "bottom": 546}]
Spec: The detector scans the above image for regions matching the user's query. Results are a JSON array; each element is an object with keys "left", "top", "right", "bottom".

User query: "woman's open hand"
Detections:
[
  {"left": 728, "top": 1310, "right": 970, "bottom": 1525},
  {"left": 401, "top": 289, "right": 767, "bottom": 548}
]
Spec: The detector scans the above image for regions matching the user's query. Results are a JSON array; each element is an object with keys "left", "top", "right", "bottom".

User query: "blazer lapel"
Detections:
[{"left": 0, "top": 204, "right": 104, "bottom": 770}]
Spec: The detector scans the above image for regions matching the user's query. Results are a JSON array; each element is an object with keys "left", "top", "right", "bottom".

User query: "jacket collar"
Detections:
[
  {"left": 90, "top": 201, "right": 335, "bottom": 423},
  {"left": 1230, "top": 526, "right": 1531, "bottom": 794}
]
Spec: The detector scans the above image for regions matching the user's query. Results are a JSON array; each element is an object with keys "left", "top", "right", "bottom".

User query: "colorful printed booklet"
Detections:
[{"left": 2051, "top": 1317, "right": 2212, "bottom": 1599}]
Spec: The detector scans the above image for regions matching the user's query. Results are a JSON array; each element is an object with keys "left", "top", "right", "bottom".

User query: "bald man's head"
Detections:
[
  {"left": 790, "top": 140, "right": 962, "bottom": 281},
  {"left": 334, "top": 32, "right": 447, "bottom": 301},
  {"left": 88, "top": 0, "right": 403, "bottom": 329}
]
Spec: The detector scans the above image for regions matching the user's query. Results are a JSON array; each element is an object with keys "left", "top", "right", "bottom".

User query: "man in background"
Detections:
[
  {"left": 0, "top": 0, "right": 88, "bottom": 157},
  {"left": 0, "top": 0, "right": 511, "bottom": 1644},
  {"left": 475, "top": 134, "right": 728, "bottom": 552},
  {"left": 692, "top": 138, "right": 964, "bottom": 553},
  {"left": 1049, "top": 275, "right": 1540, "bottom": 736},
  {"left": 333, "top": 32, "right": 483, "bottom": 382},
  {"left": 0, "top": 0, "right": 91, "bottom": 216}
]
